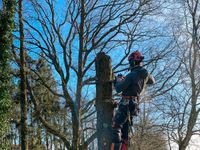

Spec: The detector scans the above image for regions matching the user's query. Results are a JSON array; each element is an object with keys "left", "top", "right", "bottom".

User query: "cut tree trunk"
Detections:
[{"left": 95, "top": 52, "right": 114, "bottom": 150}]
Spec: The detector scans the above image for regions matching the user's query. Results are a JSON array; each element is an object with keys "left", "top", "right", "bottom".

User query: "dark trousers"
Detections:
[{"left": 112, "top": 99, "right": 138, "bottom": 145}]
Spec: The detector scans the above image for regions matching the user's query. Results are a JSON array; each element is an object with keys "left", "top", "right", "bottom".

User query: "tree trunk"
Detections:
[
  {"left": 179, "top": 144, "right": 187, "bottom": 150},
  {"left": 0, "top": 0, "right": 15, "bottom": 148},
  {"left": 19, "top": 0, "right": 28, "bottom": 149},
  {"left": 95, "top": 52, "right": 114, "bottom": 150},
  {"left": 73, "top": 0, "right": 85, "bottom": 149}
]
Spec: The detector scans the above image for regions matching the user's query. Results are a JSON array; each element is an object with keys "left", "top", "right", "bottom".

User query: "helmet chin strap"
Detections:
[
  {"left": 129, "top": 59, "right": 142, "bottom": 68},
  {"left": 129, "top": 59, "right": 143, "bottom": 72}
]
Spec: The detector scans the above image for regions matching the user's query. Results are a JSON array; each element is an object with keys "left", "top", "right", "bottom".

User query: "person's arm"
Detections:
[
  {"left": 114, "top": 74, "right": 132, "bottom": 93},
  {"left": 146, "top": 73, "right": 155, "bottom": 84},
  {"left": 140, "top": 68, "right": 155, "bottom": 84}
]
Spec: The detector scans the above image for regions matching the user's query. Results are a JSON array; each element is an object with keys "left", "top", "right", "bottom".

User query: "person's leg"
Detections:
[
  {"left": 121, "top": 120, "right": 129, "bottom": 143},
  {"left": 111, "top": 142, "right": 121, "bottom": 150},
  {"left": 121, "top": 120, "right": 129, "bottom": 149},
  {"left": 129, "top": 99, "right": 138, "bottom": 116},
  {"left": 111, "top": 101, "right": 128, "bottom": 150}
]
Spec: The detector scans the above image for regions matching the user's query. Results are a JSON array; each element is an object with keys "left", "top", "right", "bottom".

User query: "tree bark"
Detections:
[
  {"left": 19, "top": 0, "right": 28, "bottom": 149},
  {"left": 95, "top": 52, "right": 114, "bottom": 150},
  {"left": 0, "top": 0, "right": 15, "bottom": 148}
]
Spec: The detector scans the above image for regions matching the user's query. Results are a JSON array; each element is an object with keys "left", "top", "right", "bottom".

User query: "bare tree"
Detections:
[
  {"left": 173, "top": 1, "right": 200, "bottom": 149},
  {"left": 153, "top": 0, "right": 200, "bottom": 149},
  {"left": 21, "top": 0, "right": 162, "bottom": 149}
]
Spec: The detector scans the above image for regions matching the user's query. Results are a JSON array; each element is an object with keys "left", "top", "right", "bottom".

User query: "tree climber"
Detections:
[{"left": 111, "top": 51, "right": 155, "bottom": 150}]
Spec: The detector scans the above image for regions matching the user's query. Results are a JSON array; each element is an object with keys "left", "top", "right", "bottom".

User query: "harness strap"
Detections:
[{"left": 121, "top": 95, "right": 139, "bottom": 103}]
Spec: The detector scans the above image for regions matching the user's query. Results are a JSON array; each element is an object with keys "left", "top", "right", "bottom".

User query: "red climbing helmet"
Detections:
[{"left": 128, "top": 51, "right": 144, "bottom": 61}]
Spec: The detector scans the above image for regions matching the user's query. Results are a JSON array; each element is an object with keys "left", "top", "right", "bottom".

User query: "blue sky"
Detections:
[
  {"left": 0, "top": 0, "right": 2, "bottom": 9},
  {"left": 20, "top": 0, "right": 175, "bottom": 102}
]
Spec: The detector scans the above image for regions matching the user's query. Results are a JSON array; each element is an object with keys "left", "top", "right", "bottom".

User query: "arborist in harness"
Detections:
[{"left": 111, "top": 51, "right": 155, "bottom": 150}]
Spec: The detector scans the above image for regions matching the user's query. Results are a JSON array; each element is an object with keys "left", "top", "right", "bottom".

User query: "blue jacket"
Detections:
[{"left": 114, "top": 66, "right": 155, "bottom": 97}]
